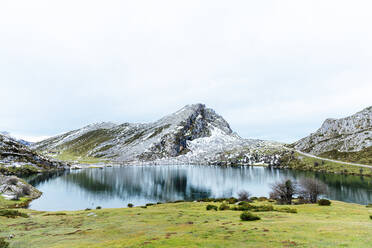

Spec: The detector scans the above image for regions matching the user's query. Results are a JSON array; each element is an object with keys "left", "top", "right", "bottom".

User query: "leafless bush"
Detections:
[
  {"left": 237, "top": 190, "right": 251, "bottom": 201},
  {"left": 299, "top": 178, "right": 327, "bottom": 203},
  {"left": 21, "top": 185, "right": 31, "bottom": 196},
  {"left": 270, "top": 179, "right": 298, "bottom": 205}
]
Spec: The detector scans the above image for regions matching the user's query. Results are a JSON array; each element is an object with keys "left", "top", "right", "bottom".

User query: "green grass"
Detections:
[
  {"left": 54, "top": 151, "right": 105, "bottom": 164},
  {"left": 319, "top": 147, "right": 372, "bottom": 166},
  {"left": 1, "top": 201, "right": 372, "bottom": 247},
  {"left": 0, "top": 165, "right": 39, "bottom": 176},
  {"left": 0, "top": 196, "right": 31, "bottom": 209},
  {"left": 281, "top": 152, "right": 372, "bottom": 177}
]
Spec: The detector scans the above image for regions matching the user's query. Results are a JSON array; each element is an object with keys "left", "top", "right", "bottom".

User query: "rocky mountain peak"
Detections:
[
  {"left": 159, "top": 103, "right": 232, "bottom": 135},
  {"left": 294, "top": 106, "right": 372, "bottom": 154}
]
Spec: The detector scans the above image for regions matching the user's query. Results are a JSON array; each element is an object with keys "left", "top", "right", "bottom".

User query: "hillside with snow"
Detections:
[
  {"left": 0, "top": 133, "right": 69, "bottom": 174},
  {"left": 33, "top": 104, "right": 285, "bottom": 165}
]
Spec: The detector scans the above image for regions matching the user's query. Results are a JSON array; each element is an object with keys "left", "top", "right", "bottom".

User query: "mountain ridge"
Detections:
[{"left": 33, "top": 104, "right": 284, "bottom": 165}]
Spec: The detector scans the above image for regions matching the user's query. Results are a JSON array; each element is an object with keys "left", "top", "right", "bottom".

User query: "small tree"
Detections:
[
  {"left": 269, "top": 179, "right": 297, "bottom": 205},
  {"left": 299, "top": 178, "right": 327, "bottom": 203},
  {"left": 237, "top": 190, "right": 251, "bottom": 201}
]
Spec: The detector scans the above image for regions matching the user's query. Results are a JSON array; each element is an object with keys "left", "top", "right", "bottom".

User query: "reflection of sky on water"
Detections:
[{"left": 25, "top": 165, "right": 372, "bottom": 211}]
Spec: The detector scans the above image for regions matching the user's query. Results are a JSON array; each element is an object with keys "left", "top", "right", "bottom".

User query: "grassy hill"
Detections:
[
  {"left": 280, "top": 151, "right": 372, "bottom": 177},
  {"left": 319, "top": 147, "right": 372, "bottom": 166}
]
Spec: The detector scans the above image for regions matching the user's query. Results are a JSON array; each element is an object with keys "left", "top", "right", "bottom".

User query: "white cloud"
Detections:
[{"left": 0, "top": 0, "right": 371, "bottom": 142}]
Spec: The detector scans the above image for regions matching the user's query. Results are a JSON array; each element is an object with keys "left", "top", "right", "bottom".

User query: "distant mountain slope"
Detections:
[
  {"left": 33, "top": 104, "right": 284, "bottom": 165},
  {"left": 0, "top": 131, "right": 33, "bottom": 146},
  {"left": 293, "top": 106, "right": 372, "bottom": 164},
  {"left": 0, "top": 134, "right": 69, "bottom": 175}
]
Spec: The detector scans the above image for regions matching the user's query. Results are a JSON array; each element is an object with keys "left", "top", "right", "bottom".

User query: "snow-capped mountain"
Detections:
[
  {"left": 33, "top": 104, "right": 284, "bottom": 165},
  {"left": 0, "top": 133, "right": 69, "bottom": 173},
  {"left": 294, "top": 106, "right": 372, "bottom": 154}
]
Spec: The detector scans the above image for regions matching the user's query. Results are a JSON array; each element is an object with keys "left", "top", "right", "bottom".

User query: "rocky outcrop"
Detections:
[
  {"left": 33, "top": 104, "right": 285, "bottom": 165},
  {"left": 0, "top": 134, "right": 69, "bottom": 175},
  {"left": 0, "top": 175, "right": 41, "bottom": 200},
  {"left": 293, "top": 106, "right": 372, "bottom": 154}
]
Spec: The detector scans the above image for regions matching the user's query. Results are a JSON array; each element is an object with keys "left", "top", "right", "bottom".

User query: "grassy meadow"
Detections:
[{"left": 1, "top": 199, "right": 372, "bottom": 248}]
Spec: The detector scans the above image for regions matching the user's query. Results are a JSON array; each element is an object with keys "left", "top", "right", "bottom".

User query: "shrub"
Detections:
[
  {"left": 250, "top": 197, "right": 258, "bottom": 201},
  {"left": 0, "top": 238, "right": 9, "bottom": 248},
  {"left": 96, "top": 206, "right": 102, "bottom": 209},
  {"left": 173, "top": 200, "right": 185, "bottom": 203},
  {"left": 146, "top": 203, "right": 155, "bottom": 206},
  {"left": 219, "top": 203, "right": 230, "bottom": 211},
  {"left": 227, "top": 197, "right": 238, "bottom": 204},
  {"left": 238, "top": 191, "right": 251, "bottom": 201},
  {"left": 252, "top": 205, "right": 274, "bottom": 212},
  {"left": 237, "top": 204, "right": 253, "bottom": 211},
  {"left": 127, "top": 203, "right": 134, "bottom": 208},
  {"left": 275, "top": 207, "right": 297, "bottom": 213},
  {"left": 370, "top": 215, "right": 372, "bottom": 220},
  {"left": 366, "top": 204, "right": 372, "bottom": 208},
  {"left": 240, "top": 211, "right": 260, "bottom": 221},
  {"left": 0, "top": 209, "right": 28, "bottom": 218},
  {"left": 206, "top": 204, "right": 218, "bottom": 211},
  {"left": 318, "top": 199, "right": 331, "bottom": 206},
  {"left": 141, "top": 206, "right": 147, "bottom": 208},
  {"left": 238, "top": 201, "right": 250, "bottom": 205},
  {"left": 257, "top": 197, "right": 268, "bottom": 202},
  {"left": 85, "top": 208, "right": 91, "bottom": 211}
]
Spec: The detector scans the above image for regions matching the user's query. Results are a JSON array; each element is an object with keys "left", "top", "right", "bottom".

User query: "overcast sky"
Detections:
[{"left": 0, "top": 0, "right": 371, "bottom": 143}]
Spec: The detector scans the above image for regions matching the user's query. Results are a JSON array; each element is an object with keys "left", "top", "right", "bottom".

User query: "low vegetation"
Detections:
[
  {"left": 0, "top": 165, "right": 39, "bottom": 176},
  {"left": 318, "top": 199, "right": 331, "bottom": 206},
  {"left": 0, "top": 238, "right": 9, "bottom": 248},
  {"left": 319, "top": 147, "right": 372, "bottom": 166},
  {"left": 206, "top": 204, "right": 218, "bottom": 211},
  {"left": 240, "top": 211, "right": 260, "bottom": 221},
  {"left": 0, "top": 196, "right": 32, "bottom": 209},
  {"left": 0, "top": 209, "right": 28, "bottom": 218}
]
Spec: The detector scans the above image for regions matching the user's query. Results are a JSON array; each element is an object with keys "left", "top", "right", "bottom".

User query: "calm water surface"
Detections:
[{"left": 24, "top": 165, "right": 372, "bottom": 211}]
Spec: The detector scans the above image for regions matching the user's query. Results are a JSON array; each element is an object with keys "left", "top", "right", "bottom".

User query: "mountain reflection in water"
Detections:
[{"left": 24, "top": 165, "right": 372, "bottom": 211}]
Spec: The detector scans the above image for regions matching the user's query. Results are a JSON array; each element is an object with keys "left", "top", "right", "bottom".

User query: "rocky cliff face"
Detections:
[
  {"left": 294, "top": 106, "right": 372, "bottom": 154},
  {"left": 33, "top": 104, "right": 284, "bottom": 165},
  {"left": 0, "top": 134, "right": 69, "bottom": 174}
]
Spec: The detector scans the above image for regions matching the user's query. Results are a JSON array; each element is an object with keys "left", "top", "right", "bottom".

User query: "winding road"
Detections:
[{"left": 295, "top": 150, "right": 372, "bottom": 169}]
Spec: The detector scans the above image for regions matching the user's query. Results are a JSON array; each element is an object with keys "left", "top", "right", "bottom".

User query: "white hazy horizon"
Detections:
[{"left": 1, "top": 0, "right": 371, "bottom": 143}]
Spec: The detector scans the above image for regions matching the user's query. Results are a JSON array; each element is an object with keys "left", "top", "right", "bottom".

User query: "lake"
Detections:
[{"left": 24, "top": 165, "right": 372, "bottom": 211}]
